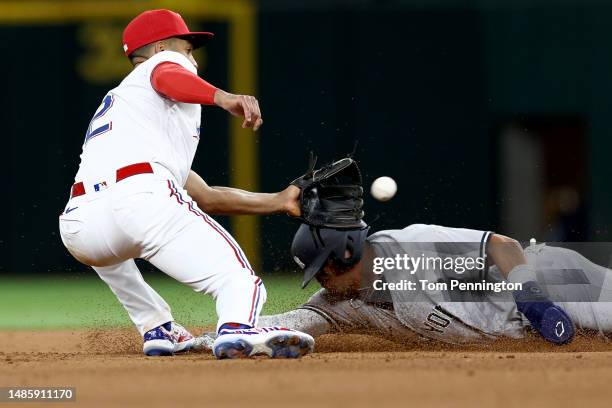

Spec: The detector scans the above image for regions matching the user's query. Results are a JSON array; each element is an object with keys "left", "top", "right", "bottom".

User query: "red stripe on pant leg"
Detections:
[
  {"left": 170, "top": 181, "right": 250, "bottom": 272},
  {"left": 167, "top": 180, "right": 182, "bottom": 204},
  {"left": 199, "top": 211, "right": 254, "bottom": 275},
  {"left": 249, "top": 281, "right": 263, "bottom": 326},
  {"left": 186, "top": 200, "right": 251, "bottom": 273},
  {"left": 167, "top": 181, "right": 246, "bottom": 269},
  {"left": 169, "top": 180, "right": 254, "bottom": 274},
  {"left": 248, "top": 278, "right": 262, "bottom": 323},
  {"left": 199, "top": 216, "right": 247, "bottom": 269}
]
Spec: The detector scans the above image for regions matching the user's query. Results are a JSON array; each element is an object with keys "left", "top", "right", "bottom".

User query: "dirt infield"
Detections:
[{"left": 2, "top": 330, "right": 612, "bottom": 408}]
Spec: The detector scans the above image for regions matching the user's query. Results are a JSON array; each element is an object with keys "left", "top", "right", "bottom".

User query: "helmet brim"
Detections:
[{"left": 300, "top": 248, "right": 333, "bottom": 289}]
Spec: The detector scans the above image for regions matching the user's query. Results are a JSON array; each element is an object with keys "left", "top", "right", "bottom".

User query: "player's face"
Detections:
[
  {"left": 169, "top": 38, "right": 198, "bottom": 69},
  {"left": 316, "top": 255, "right": 360, "bottom": 297}
]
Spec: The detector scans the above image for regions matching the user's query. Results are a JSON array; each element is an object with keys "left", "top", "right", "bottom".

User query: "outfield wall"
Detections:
[{"left": 1, "top": 0, "right": 610, "bottom": 273}]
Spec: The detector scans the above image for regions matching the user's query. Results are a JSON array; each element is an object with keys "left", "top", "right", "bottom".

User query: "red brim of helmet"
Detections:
[{"left": 176, "top": 32, "right": 214, "bottom": 49}]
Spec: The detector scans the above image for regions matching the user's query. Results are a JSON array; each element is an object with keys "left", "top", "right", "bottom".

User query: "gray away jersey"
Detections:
[{"left": 300, "top": 224, "right": 612, "bottom": 344}]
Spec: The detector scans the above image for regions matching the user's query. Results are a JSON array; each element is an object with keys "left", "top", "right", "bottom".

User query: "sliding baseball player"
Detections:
[
  {"left": 199, "top": 223, "right": 610, "bottom": 349},
  {"left": 198, "top": 157, "right": 612, "bottom": 349}
]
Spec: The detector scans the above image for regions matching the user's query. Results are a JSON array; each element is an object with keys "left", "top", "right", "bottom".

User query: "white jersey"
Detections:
[
  {"left": 74, "top": 51, "right": 201, "bottom": 188},
  {"left": 60, "top": 50, "right": 269, "bottom": 342}
]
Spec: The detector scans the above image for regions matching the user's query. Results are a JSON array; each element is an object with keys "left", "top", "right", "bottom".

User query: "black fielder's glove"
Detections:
[{"left": 291, "top": 154, "right": 365, "bottom": 229}]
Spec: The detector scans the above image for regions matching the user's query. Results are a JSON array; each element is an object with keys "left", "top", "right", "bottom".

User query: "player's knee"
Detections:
[{"left": 212, "top": 273, "right": 266, "bottom": 297}]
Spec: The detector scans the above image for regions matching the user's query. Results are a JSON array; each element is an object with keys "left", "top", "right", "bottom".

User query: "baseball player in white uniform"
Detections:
[
  {"left": 58, "top": 9, "right": 314, "bottom": 359},
  {"left": 248, "top": 223, "right": 612, "bottom": 347}
]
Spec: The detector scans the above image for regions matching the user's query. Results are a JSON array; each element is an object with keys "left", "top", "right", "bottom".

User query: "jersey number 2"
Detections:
[{"left": 85, "top": 94, "right": 114, "bottom": 143}]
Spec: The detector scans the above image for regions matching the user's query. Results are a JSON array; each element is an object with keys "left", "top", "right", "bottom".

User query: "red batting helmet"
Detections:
[{"left": 122, "top": 9, "right": 214, "bottom": 56}]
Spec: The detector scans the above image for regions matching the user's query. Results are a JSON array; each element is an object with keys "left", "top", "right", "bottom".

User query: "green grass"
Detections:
[{"left": 0, "top": 273, "right": 319, "bottom": 329}]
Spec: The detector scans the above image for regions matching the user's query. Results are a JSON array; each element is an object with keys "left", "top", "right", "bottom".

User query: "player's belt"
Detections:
[{"left": 70, "top": 162, "right": 154, "bottom": 198}]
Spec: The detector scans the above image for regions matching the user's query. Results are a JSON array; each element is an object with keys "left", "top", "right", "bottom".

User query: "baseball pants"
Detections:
[
  {"left": 59, "top": 169, "right": 266, "bottom": 335},
  {"left": 524, "top": 243, "right": 612, "bottom": 335}
]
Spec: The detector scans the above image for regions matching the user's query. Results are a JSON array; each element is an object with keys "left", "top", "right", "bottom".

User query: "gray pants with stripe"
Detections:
[{"left": 524, "top": 243, "right": 612, "bottom": 336}]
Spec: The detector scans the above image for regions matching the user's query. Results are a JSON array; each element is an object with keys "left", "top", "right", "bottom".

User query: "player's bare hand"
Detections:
[
  {"left": 278, "top": 185, "right": 301, "bottom": 217},
  {"left": 215, "top": 91, "right": 263, "bottom": 131}
]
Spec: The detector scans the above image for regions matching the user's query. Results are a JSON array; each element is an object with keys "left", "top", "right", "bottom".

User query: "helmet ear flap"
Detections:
[
  {"left": 336, "top": 227, "right": 370, "bottom": 266},
  {"left": 330, "top": 231, "right": 350, "bottom": 263}
]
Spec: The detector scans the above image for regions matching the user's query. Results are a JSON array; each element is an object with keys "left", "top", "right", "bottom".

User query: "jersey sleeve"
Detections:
[
  {"left": 141, "top": 50, "right": 217, "bottom": 106},
  {"left": 151, "top": 62, "right": 217, "bottom": 105}
]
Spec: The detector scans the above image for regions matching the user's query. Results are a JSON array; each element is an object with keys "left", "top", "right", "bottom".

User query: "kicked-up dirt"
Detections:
[{"left": 1, "top": 329, "right": 612, "bottom": 407}]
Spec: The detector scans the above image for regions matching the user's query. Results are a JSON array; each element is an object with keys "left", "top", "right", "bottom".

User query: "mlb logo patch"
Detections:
[{"left": 94, "top": 181, "right": 108, "bottom": 192}]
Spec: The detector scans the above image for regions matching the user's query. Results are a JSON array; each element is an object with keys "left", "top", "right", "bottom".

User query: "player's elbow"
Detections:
[
  {"left": 489, "top": 234, "right": 524, "bottom": 256},
  {"left": 184, "top": 180, "right": 222, "bottom": 214},
  {"left": 489, "top": 233, "right": 521, "bottom": 249},
  {"left": 196, "top": 187, "right": 230, "bottom": 215},
  {"left": 486, "top": 234, "right": 529, "bottom": 276}
]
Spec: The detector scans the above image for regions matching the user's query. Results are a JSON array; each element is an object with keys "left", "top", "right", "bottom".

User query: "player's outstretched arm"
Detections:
[
  {"left": 151, "top": 62, "right": 263, "bottom": 130},
  {"left": 214, "top": 90, "right": 263, "bottom": 131},
  {"left": 184, "top": 169, "right": 301, "bottom": 216}
]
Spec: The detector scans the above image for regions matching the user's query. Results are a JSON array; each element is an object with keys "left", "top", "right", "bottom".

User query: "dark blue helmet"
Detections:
[{"left": 291, "top": 222, "right": 370, "bottom": 288}]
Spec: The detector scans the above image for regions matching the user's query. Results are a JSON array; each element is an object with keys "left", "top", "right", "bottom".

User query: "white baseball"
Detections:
[{"left": 370, "top": 176, "right": 397, "bottom": 201}]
